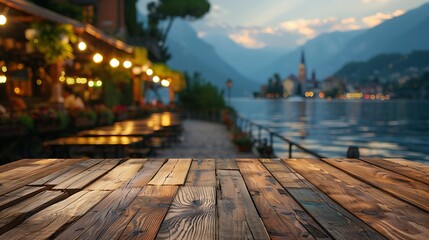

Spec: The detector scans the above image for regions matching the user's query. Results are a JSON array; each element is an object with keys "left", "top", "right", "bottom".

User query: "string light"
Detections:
[
  {"left": 0, "top": 7, "right": 8, "bottom": 26},
  {"left": 78, "top": 41, "right": 87, "bottom": 51},
  {"left": 161, "top": 79, "right": 170, "bottom": 87},
  {"left": 123, "top": 60, "right": 132, "bottom": 69},
  {"left": 93, "top": 53, "right": 103, "bottom": 63},
  {"left": 152, "top": 76, "right": 160, "bottom": 83},
  {"left": 109, "top": 58, "right": 120, "bottom": 68},
  {"left": 146, "top": 68, "right": 153, "bottom": 76}
]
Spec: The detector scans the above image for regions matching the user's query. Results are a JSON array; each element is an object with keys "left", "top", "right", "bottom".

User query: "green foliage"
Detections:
[
  {"left": 178, "top": 72, "right": 226, "bottom": 111},
  {"left": 265, "top": 73, "right": 284, "bottom": 97},
  {"left": 145, "top": 0, "right": 210, "bottom": 61},
  {"left": 124, "top": 0, "right": 144, "bottom": 37},
  {"left": 154, "top": 0, "right": 210, "bottom": 20},
  {"left": 16, "top": 113, "right": 34, "bottom": 130},
  {"left": 30, "top": 22, "right": 76, "bottom": 64}
]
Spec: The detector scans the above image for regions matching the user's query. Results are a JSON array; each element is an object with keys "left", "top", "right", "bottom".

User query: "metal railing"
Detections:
[{"left": 233, "top": 114, "right": 325, "bottom": 159}]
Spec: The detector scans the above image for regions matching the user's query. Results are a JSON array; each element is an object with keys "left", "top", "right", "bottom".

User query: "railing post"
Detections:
[
  {"left": 258, "top": 126, "right": 262, "bottom": 144},
  {"left": 289, "top": 143, "right": 293, "bottom": 158},
  {"left": 269, "top": 132, "right": 274, "bottom": 148}
]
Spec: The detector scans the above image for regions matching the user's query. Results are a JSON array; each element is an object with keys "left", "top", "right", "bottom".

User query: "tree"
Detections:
[{"left": 147, "top": 0, "right": 210, "bottom": 45}]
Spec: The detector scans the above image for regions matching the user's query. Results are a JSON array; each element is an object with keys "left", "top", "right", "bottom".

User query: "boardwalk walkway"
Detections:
[{"left": 156, "top": 119, "right": 256, "bottom": 158}]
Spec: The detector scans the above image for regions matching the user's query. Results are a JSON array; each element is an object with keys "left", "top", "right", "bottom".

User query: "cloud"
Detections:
[
  {"left": 362, "top": 10, "right": 404, "bottom": 27},
  {"left": 196, "top": 8, "right": 405, "bottom": 49},
  {"left": 229, "top": 30, "right": 267, "bottom": 48}
]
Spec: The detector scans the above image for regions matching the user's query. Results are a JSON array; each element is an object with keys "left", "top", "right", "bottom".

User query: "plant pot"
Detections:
[{"left": 237, "top": 145, "right": 252, "bottom": 152}]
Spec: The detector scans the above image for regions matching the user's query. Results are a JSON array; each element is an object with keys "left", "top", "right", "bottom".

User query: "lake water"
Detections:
[{"left": 231, "top": 98, "right": 429, "bottom": 164}]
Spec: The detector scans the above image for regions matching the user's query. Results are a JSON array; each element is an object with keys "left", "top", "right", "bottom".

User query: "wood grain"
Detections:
[
  {"left": 0, "top": 190, "right": 67, "bottom": 234},
  {"left": 216, "top": 158, "right": 239, "bottom": 170},
  {"left": 0, "top": 186, "right": 46, "bottom": 211},
  {"left": 237, "top": 159, "right": 329, "bottom": 240},
  {"left": 148, "top": 158, "right": 192, "bottom": 185},
  {"left": 323, "top": 158, "right": 429, "bottom": 212},
  {"left": 185, "top": 159, "right": 216, "bottom": 186},
  {"left": 262, "top": 159, "right": 385, "bottom": 240},
  {"left": 0, "top": 190, "right": 109, "bottom": 240},
  {"left": 98, "top": 186, "right": 178, "bottom": 240},
  {"left": 124, "top": 159, "right": 166, "bottom": 188},
  {"left": 86, "top": 159, "right": 146, "bottom": 190},
  {"left": 0, "top": 159, "right": 85, "bottom": 195},
  {"left": 361, "top": 158, "right": 429, "bottom": 185},
  {"left": 285, "top": 158, "right": 429, "bottom": 240},
  {"left": 29, "top": 159, "right": 102, "bottom": 186},
  {"left": 53, "top": 159, "right": 121, "bottom": 192},
  {"left": 217, "top": 169, "right": 270, "bottom": 240},
  {"left": 55, "top": 188, "right": 141, "bottom": 239},
  {"left": 157, "top": 186, "right": 216, "bottom": 240}
]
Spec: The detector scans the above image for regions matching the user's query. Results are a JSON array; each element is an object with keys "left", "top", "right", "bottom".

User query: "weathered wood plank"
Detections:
[
  {"left": 148, "top": 158, "right": 192, "bottom": 186},
  {"left": 259, "top": 158, "right": 305, "bottom": 188},
  {"left": 86, "top": 159, "right": 147, "bottom": 190},
  {"left": 0, "top": 159, "right": 44, "bottom": 173},
  {"left": 0, "top": 159, "right": 85, "bottom": 196},
  {"left": 53, "top": 159, "right": 121, "bottom": 192},
  {"left": 0, "top": 190, "right": 109, "bottom": 240},
  {"left": 217, "top": 169, "right": 270, "bottom": 240},
  {"left": 157, "top": 186, "right": 216, "bottom": 240},
  {"left": 262, "top": 159, "right": 386, "bottom": 240},
  {"left": 54, "top": 188, "right": 141, "bottom": 239},
  {"left": 216, "top": 158, "right": 239, "bottom": 170},
  {"left": 0, "top": 191, "right": 67, "bottom": 234},
  {"left": 123, "top": 159, "right": 166, "bottom": 188},
  {"left": 323, "top": 158, "right": 429, "bottom": 212},
  {"left": 98, "top": 186, "right": 178, "bottom": 240},
  {"left": 185, "top": 159, "right": 216, "bottom": 186},
  {"left": 0, "top": 186, "right": 46, "bottom": 211},
  {"left": 237, "top": 159, "right": 329, "bottom": 239},
  {"left": 29, "top": 159, "right": 102, "bottom": 186},
  {"left": 285, "top": 158, "right": 429, "bottom": 240},
  {"left": 361, "top": 158, "right": 429, "bottom": 185}
]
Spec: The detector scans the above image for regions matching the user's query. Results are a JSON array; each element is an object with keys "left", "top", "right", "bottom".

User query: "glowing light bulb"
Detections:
[
  {"left": 0, "top": 15, "right": 6, "bottom": 25},
  {"left": 161, "top": 79, "right": 170, "bottom": 87},
  {"left": 93, "top": 53, "right": 103, "bottom": 63},
  {"left": 123, "top": 60, "right": 132, "bottom": 69},
  {"left": 110, "top": 58, "right": 120, "bottom": 68},
  {"left": 78, "top": 41, "right": 87, "bottom": 51},
  {"left": 146, "top": 68, "right": 153, "bottom": 76},
  {"left": 152, "top": 76, "right": 160, "bottom": 83}
]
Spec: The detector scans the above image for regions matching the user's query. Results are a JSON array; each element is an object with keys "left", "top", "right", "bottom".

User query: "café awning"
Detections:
[{"left": 0, "top": 0, "right": 133, "bottom": 54}]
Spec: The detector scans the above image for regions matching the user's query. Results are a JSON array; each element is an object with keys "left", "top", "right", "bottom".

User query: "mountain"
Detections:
[
  {"left": 334, "top": 50, "right": 429, "bottom": 82},
  {"left": 166, "top": 20, "right": 259, "bottom": 96},
  {"left": 320, "top": 2, "right": 429, "bottom": 78},
  {"left": 255, "top": 30, "right": 363, "bottom": 82},
  {"left": 256, "top": 2, "right": 429, "bottom": 81},
  {"left": 202, "top": 34, "right": 286, "bottom": 81}
]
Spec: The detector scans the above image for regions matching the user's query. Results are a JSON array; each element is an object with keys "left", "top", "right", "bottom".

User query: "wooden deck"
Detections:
[{"left": 0, "top": 158, "right": 428, "bottom": 239}]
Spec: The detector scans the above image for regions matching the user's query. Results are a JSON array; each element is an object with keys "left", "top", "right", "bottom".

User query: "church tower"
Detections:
[{"left": 298, "top": 50, "right": 307, "bottom": 96}]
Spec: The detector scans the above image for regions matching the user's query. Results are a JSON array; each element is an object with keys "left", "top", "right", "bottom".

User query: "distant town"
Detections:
[{"left": 256, "top": 50, "right": 429, "bottom": 100}]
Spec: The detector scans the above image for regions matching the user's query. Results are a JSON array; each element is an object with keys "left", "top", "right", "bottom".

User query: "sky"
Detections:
[{"left": 137, "top": 0, "right": 429, "bottom": 49}]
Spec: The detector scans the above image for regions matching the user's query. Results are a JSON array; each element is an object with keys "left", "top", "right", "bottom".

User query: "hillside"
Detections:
[
  {"left": 256, "top": 2, "right": 429, "bottom": 80},
  {"left": 334, "top": 51, "right": 429, "bottom": 82},
  {"left": 166, "top": 20, "right": 259, "bottom": 96}
]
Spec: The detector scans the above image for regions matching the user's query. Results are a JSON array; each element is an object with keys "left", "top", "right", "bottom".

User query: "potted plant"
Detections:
[{"left": 232, "top": 131, "right": 254, "bottom": 152}]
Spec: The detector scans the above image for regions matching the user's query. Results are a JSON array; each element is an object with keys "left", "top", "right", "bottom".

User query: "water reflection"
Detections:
[{"left": 232, "top": 98, "right": 429, "bottom": 164}]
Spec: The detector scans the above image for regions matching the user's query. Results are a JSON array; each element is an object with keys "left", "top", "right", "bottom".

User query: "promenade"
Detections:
[{"left": 156, "top": 119, "right": 256, "bottom": 158}]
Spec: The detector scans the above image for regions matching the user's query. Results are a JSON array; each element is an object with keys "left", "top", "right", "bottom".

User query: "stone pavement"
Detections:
[{"left": 156, "top": 119, "right": 256, "bottom": 158}]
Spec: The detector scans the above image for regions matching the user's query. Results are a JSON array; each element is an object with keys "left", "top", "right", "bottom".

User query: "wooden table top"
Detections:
[
  {"left": 0, "top": 158, "right": 428, "bottom": 239},
  {"left": 43, "top": 136, "right": 143, "bottom": 146},
  {"left": 78, "top": 128, "right": 154, "bottom": 137}
]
